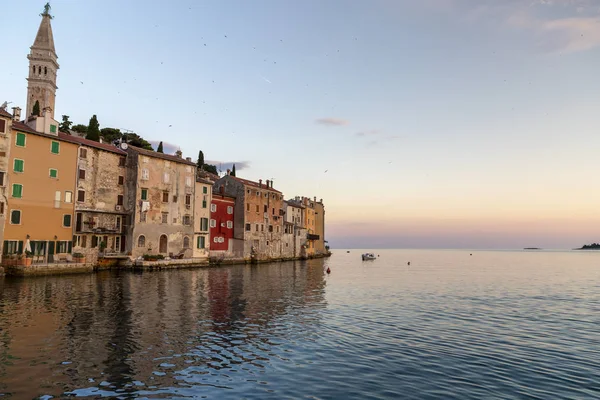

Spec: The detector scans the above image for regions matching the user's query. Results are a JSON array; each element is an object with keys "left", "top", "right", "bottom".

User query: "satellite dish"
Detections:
[{"left": 120, "top": 142, "right": 128, "bottom": 150}]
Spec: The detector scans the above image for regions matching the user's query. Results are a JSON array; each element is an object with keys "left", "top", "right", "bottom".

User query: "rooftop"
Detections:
[
  {"left": 0, "top": 109, "right": 12, "bottom": 119},
  {"left": 128, "top": 145, "right": 197, "bottom": 166},
  {"left": 229, "top": 176, "right": 282, "bottom": 194},
  {"left": 12, "top": 121, "right": 80, "bottom": 144},
  {"left": 58, "top": 133, "right": 127, "bottom": 155}
]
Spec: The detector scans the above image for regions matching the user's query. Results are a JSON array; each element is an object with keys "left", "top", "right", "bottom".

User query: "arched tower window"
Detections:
[
  {"left": 32, "top": 65, "right": 35, "bottom": 74},
  {"left": 38, "top": 66, "right": 41, "bottom": 75},
  {"left": 44, "top": 67, "right": 47, "bottom": 75}
]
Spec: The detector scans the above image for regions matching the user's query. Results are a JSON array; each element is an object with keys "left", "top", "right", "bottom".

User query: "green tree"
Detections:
[
  {"left": 86, "top": 115, "right": 100, "bottom": 142},
  {"left": 157, "top": 141, "right": 164, "bottom": 153},
  {"left": 123, "top": 132, "right": 153, "bottom": 150},
  {"left": 231, "top": 164, "right": 236, "bottom": 176},
  {"left": 197, "top": 150, "right": 205, "bottom": 169},
  {"left": 203, "top": 164, "right": 218, "bottom": 175},
  {"left": 32, "top": 100, "right": 40, "bottom": 116},
  {"left": 71, "top": 124, "right": 88, "bottom": 134},
  {"left": 59, "top": 115, "right": 72, "bottom": 133},
  {"left": 100, "top": 127, "right": 122, "bottom": 143}
]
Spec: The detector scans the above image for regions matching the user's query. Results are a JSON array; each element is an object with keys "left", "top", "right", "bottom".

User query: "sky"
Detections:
[{"left": 3, "top": 0, "right": 600, "bottom": 249}]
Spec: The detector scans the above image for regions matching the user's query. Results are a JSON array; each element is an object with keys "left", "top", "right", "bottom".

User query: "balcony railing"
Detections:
[{"left": 307, "top": 233, "right": 320, "bottom": 240}]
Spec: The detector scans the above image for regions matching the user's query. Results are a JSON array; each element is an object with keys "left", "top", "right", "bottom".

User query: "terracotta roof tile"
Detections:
[
  {"left": 12, "top": 121, "right": 79, "bottom": 145},
  {"left": 229, "top": 176, "right": 282, "bottom": 194},
  {"left": 129, "top": 145, "right": 197, "bottom": 166},
  {"left": 58, "top": 133, "right": 127, "bottom": 155},
  {"left": 0, "top": 109, "right": 12, "bottom": 118}
]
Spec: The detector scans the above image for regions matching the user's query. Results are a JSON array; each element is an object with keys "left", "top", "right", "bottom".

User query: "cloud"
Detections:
[
  {"left": 206, "top": 160, "right": 251, "bottom": 172},
  {"left": 315, "top": 118, "right": 349, "bottom": 126},
  {"left": 355, "top": 129, "right": 381, "bottom": 137}
]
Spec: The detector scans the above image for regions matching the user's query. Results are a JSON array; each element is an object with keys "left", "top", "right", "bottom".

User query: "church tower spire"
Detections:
[{"left": 26, "top": 2, "right": 59, "bottom": 119}]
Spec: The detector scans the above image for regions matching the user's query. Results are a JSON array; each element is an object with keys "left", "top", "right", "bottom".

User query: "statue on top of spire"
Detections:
[{"left": 41, "top": 2, "right": 53, "bottom": 19}]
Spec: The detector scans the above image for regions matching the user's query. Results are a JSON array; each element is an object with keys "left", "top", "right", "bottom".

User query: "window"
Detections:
[
  {"left": 13, "top": 159, "right": 24, "bottom": 173},
  {"left": 49, "top": 168, "right": 58, "bottom": 178},
  {"left": 138, "top": 235, "right": 146, "bottom": 247},
  {"left": 269, "top": 225, "right": 273, "bottom": 232},
  {"left": 162, "top": 212, "right": 168, "bottom": 224},
  {"left": 186, "top": 176, "right": 192, "bottom": 187},
  {"left": 256, "top": 224, "right": 259, "bottom": 232},
  {"left": 91, "top": 235, "right": 98, "bottom": 248},
  {"left": 183, "top": 215, "right": 191, "bottom": 225},
  {"left": 261, "top": 224, "right": 264, "bottom": 232},
  {"left": 12, "top": 184, "right": 22, "bottom": 198},
  {"left": 277, "top": 226, "right": 280, "bottom": 233},
  {"left": 79, "top": 148, "right": 87, "bottom": 158},
  {"left": 0, "top": 119, "right": 5, "bottom": 134},
  {"left": 141, "top": 169, "right": 149, "bottom": 180},
  {"left": 119, "top": 157, "right": 126, "bottom": 167},
  {"left": 118, "top": 176, "right": 124, "bottom": 185},
  {"left": 54, "top": 190, "right": 61, "bottom": 208},
  {"left": 272, "top": 208, "right": 275, "bottom": 215},
  {"left": 81, "top": 235, "right": 87, "bottom": 248},
  {"left": 203, "top": 186, "right": 207, "bottom": 194},
  {"left": 0, "top": 202, "right": 3, "bottom": 216},
  {"left": 202, "top": 200, "right": 207, "bottom": 208},
  {"left": 210, "top": 204, "right": 216, "bottom": 212},
  {"left": 0, "top": 171, "right": 4, "bottom": 186},
  {"left": 185, "top": 194, "right": 191, "bottom": 205},
  {"left": 247, "top": 204, "right": 250, "bottom": 211},
  {"left": 227, "top": 221, "right": 233, "bottom": 229},
  {"left": 163, "top": 172, "right": 170, "bottom": 183},
  {"left": 10, "top": 210, "right": 21, "bottom": 224},
  {"left": 256, "top": 191, "right": 259, "bottom": 196},
  {"left": 77, "top": 190, "right": 85, "bottom": 202},
  {"left": 57, "top": 241, "right": 69, "bottom": 253},
  {"left": 16, "top": 132, "right": 26, "bottom": 147},
  {"left": 3, "top": 240, "right": 18, "bottom": 254},
  {"left": 183, "top": 236, "right": 190, "bottom": 248},
  {"left": 173, "top": 195, "right": 178, "bottom": 202},
  {"left": 51, "top": 140, "right": 59, "bottom": 153},
  {"left": 141, "top": 188, "right": 148, "bottom": 200},
  {"left": 214, "top": 236, "right": 219, "bottom": 243},
  {"left": 78, "top": 169, "right": 86, "bottom": 180},
  {"left": 162, "top": 191, "right": 169, "bottom": 203},
  {"left": 63, "top": 214, "right": 72, "bottom": 227},
  {"left": 256, "top": 205, "right": 259, "bottom": 212},
  {"left": 210, "top": 219, "right": 216, "bottom": 228},
  {"left": 227, "top": 206, "right": 233, "bottom": 214},
  {"left": 219, "top": 237, "right": 225, "bottom": 243},
  {"left": 197, "top": 236, "right": 205, "bottom": 249},
  {"left": 201, "top": 218, "right": 209, "bottom": 231},
  {"left": 117, "top": 195, "right": 124, "bottom": 206},
  {"left": 245, "top": 223, "right": 251, "bottom": 231},
  {"left": 65, "top": 191, "right": 73, "bottom": 203},
  {"left": 264, "top": 205, "right": 267, "bottom": 213}
]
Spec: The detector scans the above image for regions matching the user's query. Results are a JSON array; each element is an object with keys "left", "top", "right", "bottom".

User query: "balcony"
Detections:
[{"left": 307, "top": 233, "right": 320, "bottom": 241}]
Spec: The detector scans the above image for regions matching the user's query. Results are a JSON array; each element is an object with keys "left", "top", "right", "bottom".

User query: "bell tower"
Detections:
[{"left": 26, "top": 2, "right": 59, "bottom": 119}]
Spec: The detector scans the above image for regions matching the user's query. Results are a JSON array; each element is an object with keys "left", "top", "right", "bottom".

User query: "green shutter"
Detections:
[
  {"left": 48, "top": 241, "right": 55, "bottom": 255},
  {"left": 51, "top": 141, "right": 60, "bottom": 154},
  {"left": 12, "top": 184, "right": 22, "bottom": 198},
  {"left": 16, "top": 133, "right": 25, "bottom": 147},
  {"left": 50, "top": 169, "right": 58, "bottom": 178},
  {"left": 2, "top": 241, "right": 7, "bottom": 255},
  {"left": 141, "top": 189, "right": 148, "bottom": 200},
  {"left": 17, "top": 240, "right": 23, "bottom": 254},
  {"left": 203, "top": 187, "right": 207, "bottom": 194},
  {"left": 50, "top": 124, "right": 57, "bottom": 134},
  {"left": 202, "top": 200, "right": 207, "bottom": 208},
  {"left": 67, "top": 241, "right": 72, "bottom": 253},
  {"left": 200, "top": 236, "right": 205, "bottom": 248},
  {"left": 63, "top": 214, "right": 71, "bottom": 227},
  {"left": 13, "top": 159, "right": 23, "bottom": 172},
  {"left": 10, "top": 210, "right": 21, "bottom": 224}
]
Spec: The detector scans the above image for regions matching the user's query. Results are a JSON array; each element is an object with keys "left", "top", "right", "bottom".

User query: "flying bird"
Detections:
[{"left": 324, "top": 170, "right": 328, "bottom": 173}]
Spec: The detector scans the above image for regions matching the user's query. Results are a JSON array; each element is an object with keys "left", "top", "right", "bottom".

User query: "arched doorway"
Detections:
[{"left": 159, "top": 234, "right": 168, "bottom": 254}]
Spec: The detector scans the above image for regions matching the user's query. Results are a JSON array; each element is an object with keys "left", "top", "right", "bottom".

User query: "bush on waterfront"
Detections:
[{"left": 143, "top": 254, "right": 165, "bottom": 261}]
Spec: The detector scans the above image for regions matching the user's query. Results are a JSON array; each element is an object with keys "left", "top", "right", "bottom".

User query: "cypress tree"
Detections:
[
  {"left": 32, "top": 100, "right": 40, "bottom": 116},
  {"left": 86, "top": 115, "right": 100, "bottom": 142},
  {"left": 157, "top": 141, "right": 164, "bottom": 153},
  {"left": 197, "top": 150, "right": 205, "bottom": 169},
  {"left": 231, "top": 164, "right": 236, "bottom": 176}
]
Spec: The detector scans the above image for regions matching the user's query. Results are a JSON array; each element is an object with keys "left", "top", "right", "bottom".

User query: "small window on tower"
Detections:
[{"left": 44, "top": 67, "right": 47, "bottom": 75}]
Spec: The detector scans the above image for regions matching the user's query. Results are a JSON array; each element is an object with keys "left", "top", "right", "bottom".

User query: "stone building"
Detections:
[
  {"left": 213, "top": 174, "right": 284, "bottom": 261},
  {"left": 193, "top": 178, "right": 212, "bottom": 259},
  {"left": 124, "top": 146, "right": 196, "bottom": 259},
  {"left": 282, "top": 200, "right": 307, "bottom": 259},
  {"left": 301, "top": 197, "right": 318, "bottom": 257},
  {"left": 313, "top": 199, "right": 326, "bottom": 255},
  {"left": 26, "top": 4, "right": 59, "bottom": 120},
  {"left": 67, "top": 135, "right": 128, "bottom": 263}
]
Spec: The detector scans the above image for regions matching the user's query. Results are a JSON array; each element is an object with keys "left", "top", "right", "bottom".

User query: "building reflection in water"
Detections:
[{"left": 0, "top": 259, "right": 327, "bottom": 398}]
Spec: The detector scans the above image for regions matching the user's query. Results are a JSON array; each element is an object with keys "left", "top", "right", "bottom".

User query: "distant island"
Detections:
[
  {"left": 576, "top": 243, "right": 600, "bottom": 250},
  {"left": 523, "top": 247, "right": 542, "bottom": 250}
]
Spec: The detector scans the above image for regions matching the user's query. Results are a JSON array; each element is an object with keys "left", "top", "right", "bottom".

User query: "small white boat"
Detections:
[{"left": 362, "top": 253, "right": 376, "bottom": 261}]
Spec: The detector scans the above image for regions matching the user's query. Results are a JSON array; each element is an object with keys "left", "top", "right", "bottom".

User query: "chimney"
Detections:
[
  {"left": 314, "top": 196, "right": 317, "bottom": 202},
  {"left": 99, "top": 137, "right": 104, "bottom": 143},
  {"left": 259, "top": 179, "right": 262, "bottom": 187},
  {"left": 186, "top": 157, "right": 191, "bottom": 162},
  {"left": 226, "top": 169, "right": 231, "bottom": 175},
  {"left": 11, "top": 107, "right": 21, "bottom": 121},
  {"left": 266, "top": 180, "right": 270, "bottom": 188},
  {"left": 320, "top": 198, "right": 323, "bottom": 203},
  {"left": 175, "top": 149, "right": 182, "bottom": 158}
]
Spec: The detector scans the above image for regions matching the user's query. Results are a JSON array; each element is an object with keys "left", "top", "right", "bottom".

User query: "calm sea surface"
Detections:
[{"left": 2, "top": 249, "right": 600, "bottom": 399}]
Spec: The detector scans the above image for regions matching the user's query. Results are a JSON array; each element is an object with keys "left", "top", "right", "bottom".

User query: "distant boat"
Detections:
[
  {"left": 524, "top": 247, "right": 542, "bottom": 250},
  {"left": 347, "top": 251, "right": 350, "bottom": 253},
  {"left": 362, "top": 253, "right": 376, "bottom": 261}
]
